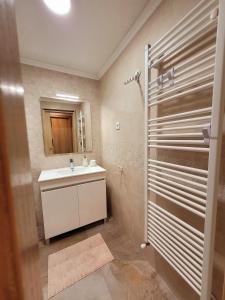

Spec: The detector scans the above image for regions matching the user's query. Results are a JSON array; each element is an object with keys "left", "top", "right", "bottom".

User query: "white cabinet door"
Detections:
[
  {"left": 78, "top": 180, "right": 107, "bottom": 227},
  {"left": 41, "top": 186, "right": 79, "bottom": 239}
]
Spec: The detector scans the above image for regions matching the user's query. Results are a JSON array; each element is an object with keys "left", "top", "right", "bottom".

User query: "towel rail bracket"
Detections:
[
  {"left": 202, "top": 123, "right": 211, "bottom": 144},
  {"left": 156, "top": 67, "right": 175, "bottom": 89}
]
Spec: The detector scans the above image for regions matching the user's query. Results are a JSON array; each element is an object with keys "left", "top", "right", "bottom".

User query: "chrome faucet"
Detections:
[{"left": 70, "top": 158, "right": 75, "bottom": 171}]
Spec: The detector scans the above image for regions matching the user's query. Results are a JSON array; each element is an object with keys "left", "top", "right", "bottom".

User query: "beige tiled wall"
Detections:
[
  {"left": 100, "top": 0, "right": 225, "bottom": 299},
  {"left": 100, "top": 0, "right": 199, "bottom": 247},
  {"left": 21, "top": 64, "right": 102, "bottom": 238}
]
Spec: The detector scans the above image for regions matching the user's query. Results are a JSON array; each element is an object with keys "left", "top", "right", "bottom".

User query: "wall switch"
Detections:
[{"left": 115, "top": 122, "right": 120, "bottom": 130}]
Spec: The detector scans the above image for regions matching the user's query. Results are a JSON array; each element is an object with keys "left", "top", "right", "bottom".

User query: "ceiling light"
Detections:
[
  {"left": 55, "top": 93, "right": 80, "bottom": 102},
  {"left": 43, "top": 0, "right": 71, "bottom": 15}
]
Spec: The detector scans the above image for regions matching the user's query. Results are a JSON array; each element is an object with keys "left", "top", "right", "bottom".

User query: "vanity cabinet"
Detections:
[
  {"left": 78, "top": 180, "right": 106, "bottom": 227},
  {"left": 38, "top": 166, "right": 107, "bottom": 241},
  {"left": 41, "top": 186, "right": 79, "bottom": 239}
]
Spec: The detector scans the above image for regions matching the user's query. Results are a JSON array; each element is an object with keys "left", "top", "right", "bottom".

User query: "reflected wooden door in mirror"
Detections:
[{"left": 50, "top": 111, "right": 73, "bottom": 154}]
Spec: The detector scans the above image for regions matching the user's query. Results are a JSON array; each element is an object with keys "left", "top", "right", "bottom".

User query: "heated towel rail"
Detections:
[{"left": 144, "top": 0, "right": 225, "bottom": 299}]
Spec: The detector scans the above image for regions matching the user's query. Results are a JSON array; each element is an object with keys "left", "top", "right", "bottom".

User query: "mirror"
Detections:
[{"left": 40, "top": 97, "right": 92, "bottom": 155}]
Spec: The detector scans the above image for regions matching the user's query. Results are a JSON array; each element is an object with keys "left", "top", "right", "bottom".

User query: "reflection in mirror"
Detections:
[{"left": 40, "top": 97, "right": 92, "bottom": 155}]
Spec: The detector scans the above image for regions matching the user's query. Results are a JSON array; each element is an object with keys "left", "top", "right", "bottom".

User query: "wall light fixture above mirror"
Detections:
[
  {"left": 55, "top": 93, "right": 80, "bottom": 101},
  {"left": 40, "top": 97, "right": 92, "bottom": 155}
]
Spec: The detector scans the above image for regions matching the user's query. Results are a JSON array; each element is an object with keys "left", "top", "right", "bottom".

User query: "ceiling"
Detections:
[{"left": 15, "top": 0, "right": 160, "bottom": 79}]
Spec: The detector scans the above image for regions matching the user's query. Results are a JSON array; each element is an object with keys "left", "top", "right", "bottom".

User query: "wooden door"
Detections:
[
  {"left": 223, "top": 273, "right": 225, "bottom": 300},
  {"left": 51, "top": 116, "right": 73, "bottom": 153},
  {"left": 41, "top": 186, "right": 79, "bottom": 239},
  {"left": 0, "top": 0, "right": 42, "bottom": 299}
]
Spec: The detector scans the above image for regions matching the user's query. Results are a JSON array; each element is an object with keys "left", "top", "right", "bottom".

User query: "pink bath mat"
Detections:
[{"left": 48, "top": 233, "right": 114, "bottom": 298}]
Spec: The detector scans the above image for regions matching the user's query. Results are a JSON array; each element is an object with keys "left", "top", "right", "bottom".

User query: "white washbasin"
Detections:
[
  {"left": 38, "top": 165, "right": 106, "bottom": 182},
  {"left": 56, "top": 166, "right": 87, "bottom": 175}
]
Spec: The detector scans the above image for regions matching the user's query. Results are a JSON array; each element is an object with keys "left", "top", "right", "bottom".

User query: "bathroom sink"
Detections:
[
  {"left": 56, "top": 166, "right": 86, "bottom": 175},
  {"left": 38, "top": 165, "right": 106, "bottom": 182}
]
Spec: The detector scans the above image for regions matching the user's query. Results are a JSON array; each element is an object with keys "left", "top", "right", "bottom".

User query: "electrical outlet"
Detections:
[{"left": 115, "top": 122, "right": 120, "bottom": 130}]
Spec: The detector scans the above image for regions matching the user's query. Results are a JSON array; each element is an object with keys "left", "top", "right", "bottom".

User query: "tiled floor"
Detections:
[{"left": 40, "top": 220, "right": 177, "bottom": 300}]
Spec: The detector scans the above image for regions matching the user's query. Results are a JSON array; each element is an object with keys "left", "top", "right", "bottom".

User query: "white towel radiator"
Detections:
[{"left": 144, "top": 0, "right": 225, "bottom": 299}]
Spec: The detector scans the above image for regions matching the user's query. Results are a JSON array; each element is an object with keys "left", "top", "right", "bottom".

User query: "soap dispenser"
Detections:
[
  {"left": 70, "top": 158, "right": 75, "bottom": 171},
  {"left": 82, "top": 155, "right": 89, "bottom": 167}
]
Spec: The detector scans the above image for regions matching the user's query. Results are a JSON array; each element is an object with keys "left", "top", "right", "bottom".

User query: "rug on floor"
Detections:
[{"left": 48, "top": 233, "right": 114, "bottom": 298}]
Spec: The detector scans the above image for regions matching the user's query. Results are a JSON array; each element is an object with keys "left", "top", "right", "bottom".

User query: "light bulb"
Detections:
[{"left": 43, "top": 0, "right": 71, "bottom": 15}]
